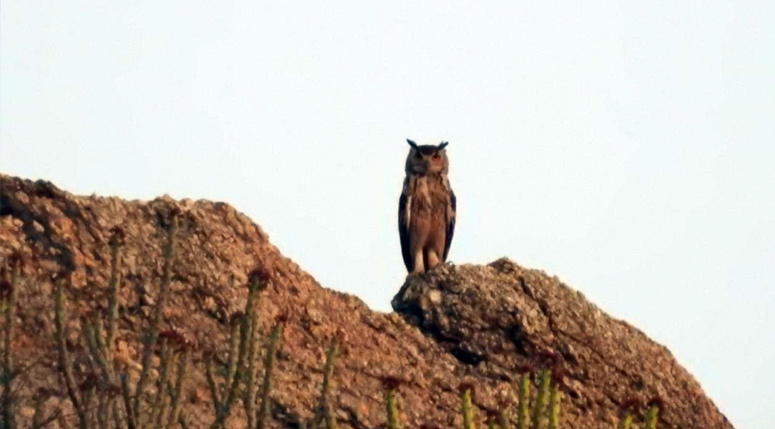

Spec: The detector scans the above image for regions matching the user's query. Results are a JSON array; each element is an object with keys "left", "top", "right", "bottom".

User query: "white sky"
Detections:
[{"left": 2, "top": 1, "right": 773, "bottom": 427}]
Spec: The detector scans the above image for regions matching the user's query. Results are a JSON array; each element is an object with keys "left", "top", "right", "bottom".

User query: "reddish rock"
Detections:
[{"left": 0, "top": 174, "right": 732, "bottom": 428}]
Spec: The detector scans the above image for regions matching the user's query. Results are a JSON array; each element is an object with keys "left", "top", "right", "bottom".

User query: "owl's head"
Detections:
[{"left": 405, "top": 139, "right": 450, "bottom": 176}]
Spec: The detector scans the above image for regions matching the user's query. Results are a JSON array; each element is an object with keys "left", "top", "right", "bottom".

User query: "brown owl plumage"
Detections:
[{"left": 398, "top": 139, "right": 456, "bottom": 274}]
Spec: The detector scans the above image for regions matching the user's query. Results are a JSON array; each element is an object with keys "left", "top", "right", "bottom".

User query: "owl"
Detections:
[{"left": 398, "top": 139, "right": 456, "bottom": 274}]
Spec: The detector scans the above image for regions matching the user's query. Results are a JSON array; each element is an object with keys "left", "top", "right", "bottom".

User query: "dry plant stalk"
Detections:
[
  {"left": 256, "top": 321, "right": 284, "bottom": 429},
  {"left": 1, "top": 259, "right": 20, "bottom": 429},
  {"left": 244, "top": 283, "right": 266, "bottom": 429},
  {"left": 54, "top": 276, "right": 90, "bottom": 429},
  {"left": 499, "top": 408, "right": 511, "bottom": 429},
  {"left": 133, "top": 215, "right": 179, "bottom": 419},
  {"left": 314, "top": 343, "right": 339, "bottom": 429},
  {"left": 121, "top": 374, "right": 137, "bottom": 429},
  {"left": 166, "top": 348, "right": 190, "bottom": 429},
  {"left": 460, "top": 385, "right": 476, "bottom": 429},
  {"left": 517, "top": 374, "right": 530, "bottom": 429},
  {"left": 52, "top": 215, "right": 192, "bottom": 429},
  {"left": 105, "top": 231, "right": 124, "bottom": 361},
  {"left": 547, "top": 383, "right": 561, "bottom": 429},
  {"left": 73, "top": 226, "right": 126, "bottom": 428},
  {"left": 149, "top": 339, "right": 174, "bottom": 427},
  {"left": 208, "top": 273, "right": 267, "bottom": 429},
  {"left": 531, "top": 369, "right": 551, "bottom": 429}
]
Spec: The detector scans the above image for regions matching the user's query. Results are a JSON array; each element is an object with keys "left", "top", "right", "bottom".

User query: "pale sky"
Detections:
[{"left": 2, "top": 1, "right": 773, "bottom": 427}]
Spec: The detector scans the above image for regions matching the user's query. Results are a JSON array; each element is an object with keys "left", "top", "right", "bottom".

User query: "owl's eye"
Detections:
[
  {"left": 415, "top": 152, "right": 423, "bottom": 159},
  {"left": 432, "top": 153, "right": 441, "bottom": 160}
]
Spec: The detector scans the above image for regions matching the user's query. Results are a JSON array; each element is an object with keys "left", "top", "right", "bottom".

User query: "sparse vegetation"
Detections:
[
  {"left": 531, "top": 369, "right": 551, "bottom": 429},
  {"left": 498, "top": 406, "right": 512, "bottom": 429},
  {"left": 517, "top": 370, "right": 531, "bottom": 429},
  {"left": 381, "top": 376, "right": 404, "bottom": 429},
  {"left": 52, "top": 215, "right": 194, "bottom": 429},
  {"left": 460, "top": 384, "right": 477, "bottom": 429},
  {"left": 207, "top": 267, "right": 269, "bottom": 429},
  {"left": 644, "top": 398, "right": 663, "bottom": 429},
  {"left": 0, "top": 210, "right": 664, "bottom": 429},
  {"left": 1, "top": 254, "right": 21, "bottom": 429},
  {"left": 256, "top": 319, "right": 283, "bottom": 429},
  {"left": 547, "top": 380, "right": 561, "bottom": 429},
  {"left": 486, "top": 411, "right": 499, "bottom": 429},
  {"left": 314, "top": 342, "right": 340, "bottom": 429}
]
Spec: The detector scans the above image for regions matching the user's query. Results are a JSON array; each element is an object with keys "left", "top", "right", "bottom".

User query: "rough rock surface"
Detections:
[{"left": 0, "top": 174, "right": 733, "bottom": 429}]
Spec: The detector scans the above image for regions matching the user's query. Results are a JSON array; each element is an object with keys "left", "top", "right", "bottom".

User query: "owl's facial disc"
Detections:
[
  {"left": 428, "top": 155, "right": 444, "bottom": 173},
  {"left": 406, "top": 142, "right": 447, "bottom": 176},
  {"left": 412, "top": 157, "right": 428, "bottom": 174}
]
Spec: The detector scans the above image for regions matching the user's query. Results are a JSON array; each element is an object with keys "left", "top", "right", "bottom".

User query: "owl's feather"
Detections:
[
  {"left": 398, "top": 192, "right": 414, "bottom": 272},
  {"left": 444, "top": 189, "right": 456, "bottom": 262}
]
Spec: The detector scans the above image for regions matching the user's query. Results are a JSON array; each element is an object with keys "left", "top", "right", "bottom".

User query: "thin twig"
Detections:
[
  {"left": 315, "top": 343, "right": 339, "bottom": 429},
  {"left": 105, "top": 240, "right": 123, "bottom": 354},
  {"left": 2, "top": 263, "right": 19, "bottom": 429},
  {"left": 257, "top": 322, "right": 283, "bottom": 429},
  {"left": 54, "top": 278, "right": 89, "bottom": 429},
  {"left": 133, "top": 214, "right": 178, "bottom": 419},
  {"left": 210, "top": 280, "right": 263, "bottom": 429},
  {"left": 121, "top": 374, "right": 137, "bottom": 429},
  {"left": 244, "top": 310, "right": 261, "bottom": 429},
  {"left": 150, "top": 340, "right": 174, "bottom": 428},
  {"left": 205, "top": 357, "right": 221, "bottom": 412},
  {"left": 82, "top": 320, "right": 115, "bottom": 387},
  {"left": 32, "top": 405, "right": 62, "bottom": 429},
  {"left": 165, "top": 349, "right": 190, "bottom": 429}
]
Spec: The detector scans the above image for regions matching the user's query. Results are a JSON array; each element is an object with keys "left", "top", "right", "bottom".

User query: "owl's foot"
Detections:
[
  {"left": 408, "top": 267, "right": 426, "bottom": 276},
  {"left": 410, "top": 251, "right": 426, "bottom": 275},
  {"left": 426, "top": 250, "right": 441, "bottom": 271}
]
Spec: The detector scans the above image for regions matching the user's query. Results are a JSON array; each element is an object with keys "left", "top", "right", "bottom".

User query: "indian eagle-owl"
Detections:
[{"left": 398, "top": 139, "right": 456, "bottom": 274}]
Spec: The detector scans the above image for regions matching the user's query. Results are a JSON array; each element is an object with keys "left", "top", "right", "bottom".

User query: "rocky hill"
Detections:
[{"left": 0, "top": 173, "right": 733, "bottom": 428}]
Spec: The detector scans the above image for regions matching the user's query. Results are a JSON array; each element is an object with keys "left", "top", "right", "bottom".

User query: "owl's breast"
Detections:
[{"left": 410, "top": 177, "right": 449, "bottom": 216}]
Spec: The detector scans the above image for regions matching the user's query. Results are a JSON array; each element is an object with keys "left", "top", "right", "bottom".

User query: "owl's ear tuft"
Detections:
[
  {"left": 438, "top": 142, "right": 449, "bottom": 150},
  {"left": 407, "top": 139, "right": 418, "bottom": 149}
]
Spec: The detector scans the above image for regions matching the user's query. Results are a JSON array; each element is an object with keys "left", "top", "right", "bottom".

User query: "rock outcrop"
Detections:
[{"left": 0, "top": 174, "right": 733, "bottom": 428}]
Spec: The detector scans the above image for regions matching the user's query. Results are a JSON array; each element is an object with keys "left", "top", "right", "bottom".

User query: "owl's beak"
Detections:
[{"left": 412, "top": 162, "right": 429, "bottom": 175}]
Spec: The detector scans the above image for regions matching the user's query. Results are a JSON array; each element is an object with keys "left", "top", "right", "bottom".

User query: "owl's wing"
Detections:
[
  {"left": 398, "top": 193, "right": 413, "bottom": 272},
  {"left": 443, "top": 189, "right": 456, "bottom": 262}
]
